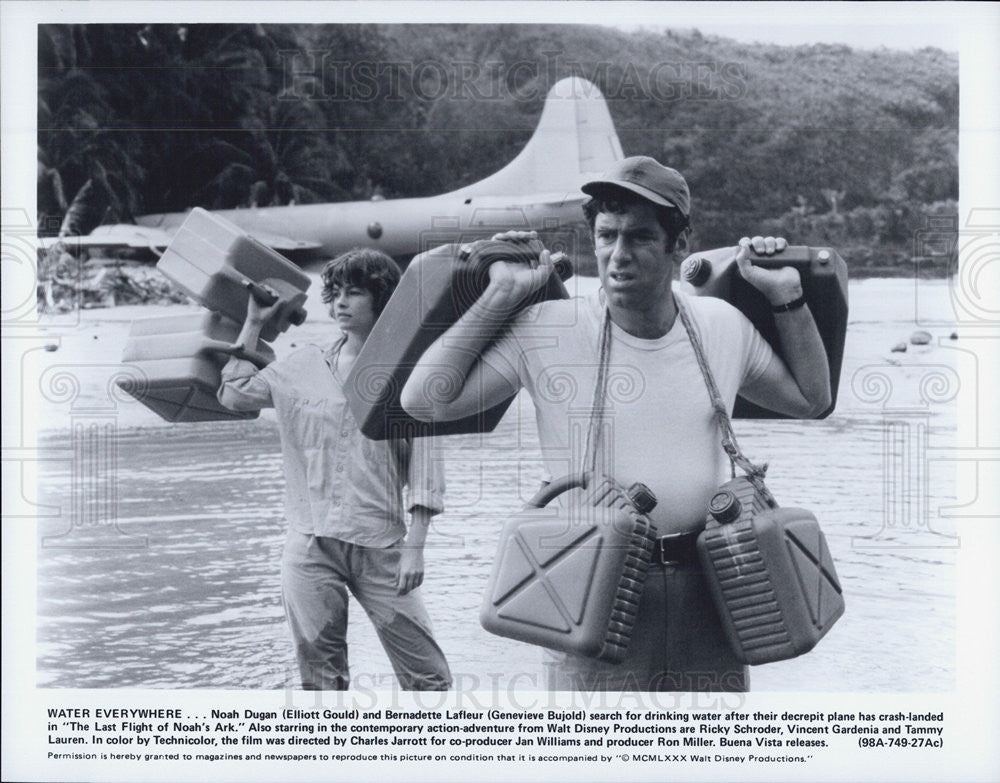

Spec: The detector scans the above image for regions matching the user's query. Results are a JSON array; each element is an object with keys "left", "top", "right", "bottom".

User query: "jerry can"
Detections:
[
  {"left": 696, "top": 476, "right": 845, "bottom": 665},
  {"left": 345, "top": 238, "right": 573, "bottom": 440},
  {"left": 156, "top": 207, "right": 311, "bottom": 342},
  {"left": 480, "top": 472, "right": 657, "bottom": 663},
  {"left": 117, "top": 310, "right": 274, "bottom": 423},
  {"left": 679, "top": 245, "right": 848, "bottom": 418}
]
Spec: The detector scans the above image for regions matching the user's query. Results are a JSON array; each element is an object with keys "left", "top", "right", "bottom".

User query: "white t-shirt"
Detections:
[{"left": 483, "top": 289, "right": 774, "bottom": 534}]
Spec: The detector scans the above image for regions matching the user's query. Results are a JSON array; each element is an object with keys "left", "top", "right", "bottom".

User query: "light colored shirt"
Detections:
[
  {"left": 218, "top": 340, "right": 444, "bottom": 547},
  {"left": 482, "top": 289, "right": 773, "bottom": 535}
]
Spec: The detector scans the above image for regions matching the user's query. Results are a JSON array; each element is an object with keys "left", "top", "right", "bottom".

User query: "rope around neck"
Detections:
[
  {"left": 582, "top": 308, "right": 612, "bottom": 475},
  {"left": 673, "top": 294, "right": 773, "bottom": 502}
]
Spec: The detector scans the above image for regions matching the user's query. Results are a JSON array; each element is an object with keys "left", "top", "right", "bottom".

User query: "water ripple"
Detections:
[{"left": 37, "top": 397, "right": 956, "bottom": 692}]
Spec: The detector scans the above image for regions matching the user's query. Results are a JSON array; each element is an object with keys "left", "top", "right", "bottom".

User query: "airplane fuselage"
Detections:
[
  {"left": 138, "top": 192, "right": 591, "bottom": 263},
  {"left": 69, "top": 76, "right": 621, "bottom": 266}
]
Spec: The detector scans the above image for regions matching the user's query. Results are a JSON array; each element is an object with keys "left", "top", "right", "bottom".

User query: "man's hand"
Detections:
[
  {"left": 476, "top": 230, "right": 554, "bottom": 313},
  {"left": 735, "top": 236, "right": 802, "bottom": 306},
  {"left": 395, "top": 546, "right": 425, "bottom": 595},
  {"left": 744, "top": 235, "right": 787, "bottom": 257}
]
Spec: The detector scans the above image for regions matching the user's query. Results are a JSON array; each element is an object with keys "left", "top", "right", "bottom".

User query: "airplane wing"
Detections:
[
  {"left": 37, "top": 224, "right": 175, "bottom": 252},
  {"left": 38, "top": 224, "right": 322, "bottom": 255},
  {"left": 239, "top": 230, "right": 323, "bottom": 253}
]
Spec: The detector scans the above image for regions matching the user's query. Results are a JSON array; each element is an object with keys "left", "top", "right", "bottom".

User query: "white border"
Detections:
[{"left": 4, "top": 3, "right": 999, "bottom": 782}]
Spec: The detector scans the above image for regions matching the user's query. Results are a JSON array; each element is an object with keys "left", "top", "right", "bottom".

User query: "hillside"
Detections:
[{"left": 37, "top": 23, "right": 958, "bottom": 276}]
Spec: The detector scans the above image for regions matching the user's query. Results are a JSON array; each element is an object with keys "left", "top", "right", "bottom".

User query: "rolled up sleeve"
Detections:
[
  {"left": 405, "top": 435, "right": 445, "bottom": 516},
  {"left": 218, "top": 357, "right": 274, "bottom": 412}
]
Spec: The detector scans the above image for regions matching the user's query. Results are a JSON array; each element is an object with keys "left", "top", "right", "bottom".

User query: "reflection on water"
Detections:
[{"left": 36, "top": 390, "right": 957, "bottom": 692}]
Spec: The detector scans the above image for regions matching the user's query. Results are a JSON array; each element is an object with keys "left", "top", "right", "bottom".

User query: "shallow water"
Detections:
[{"left": 34, "top": 278, "right": 961, "bottom": 692}]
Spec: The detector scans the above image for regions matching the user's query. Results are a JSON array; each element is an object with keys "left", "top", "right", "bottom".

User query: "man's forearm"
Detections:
[
  {"left": 772, "top": 305, "right": 832, "bottom": 416},
  {"left": 401, "top": 286, "right": 519, "bottom": 420},
  {"left": 742, "top": 248, "right": 833, "bottom": 418}
]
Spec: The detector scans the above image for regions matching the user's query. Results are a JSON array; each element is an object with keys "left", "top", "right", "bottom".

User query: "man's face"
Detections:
[{"left": 593, "top": 202, "right": 675, "bottom": 313}]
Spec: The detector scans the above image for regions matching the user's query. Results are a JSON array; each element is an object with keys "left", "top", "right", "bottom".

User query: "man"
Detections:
[{"left": 400, "top": 156, "right": 830, "bottom": 691}]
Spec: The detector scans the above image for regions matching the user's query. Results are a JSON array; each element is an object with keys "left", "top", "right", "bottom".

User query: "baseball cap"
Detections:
[{"left": 581, "top": 156, "right": 690, "bottom": 218}]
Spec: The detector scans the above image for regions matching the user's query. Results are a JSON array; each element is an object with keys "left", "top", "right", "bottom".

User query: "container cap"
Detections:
[
  {"left": 627, "top": 482, "right": 657, "bottom": 515},
  {"left": 681, "top": 256, "right": 712, "bottom": 286},
  {"left": 709, "top": 490, "right": 742, "bottom": 524}
]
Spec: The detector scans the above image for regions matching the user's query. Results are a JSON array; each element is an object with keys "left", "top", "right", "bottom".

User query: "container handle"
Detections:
[
  {"left": 250, "top": 279, "right": 308, "bottom": 326},
  {"left": 526, "top": 472, "right": 657, "bottom": 514},
  {"left": 526, "top": 472, "right": 590, "bottom": 508},
  {"left": 244, "top": 278, "right": 278, "bottom": 306},
  {"left": 201, "top": 338, "right": 273, "bottom": 369}
]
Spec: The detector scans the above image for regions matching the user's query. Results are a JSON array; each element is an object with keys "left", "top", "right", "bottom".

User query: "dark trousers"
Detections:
[{"left": 545, "top": 562, "right": 748, "bottom": 692}]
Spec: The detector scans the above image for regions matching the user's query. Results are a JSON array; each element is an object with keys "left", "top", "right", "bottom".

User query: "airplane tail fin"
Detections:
[{"left": 451, "top": 77, "right": 624, "bottom": 197}]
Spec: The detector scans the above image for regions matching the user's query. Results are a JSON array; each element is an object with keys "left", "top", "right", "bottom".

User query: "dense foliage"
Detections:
[{"left": 38, "top": 23, "right": 958, "bottom": 274}]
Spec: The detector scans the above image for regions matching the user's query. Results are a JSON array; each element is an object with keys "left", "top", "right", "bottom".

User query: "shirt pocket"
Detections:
[{"left": 285, "top": 395, "right": 332, "bottom": 450}]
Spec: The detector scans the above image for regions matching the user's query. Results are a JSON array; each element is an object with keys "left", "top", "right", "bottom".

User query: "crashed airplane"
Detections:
[{"left": 45, "top": 76, "right": 623, "bottom": 266}]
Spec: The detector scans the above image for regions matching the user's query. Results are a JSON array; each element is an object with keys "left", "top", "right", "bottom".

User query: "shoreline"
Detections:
[
  {"left": 26, "top": 276, "right": 961, "bottom": 434},
  {"left": 37, "top": 263, "right": 955, "bottom": 317}
]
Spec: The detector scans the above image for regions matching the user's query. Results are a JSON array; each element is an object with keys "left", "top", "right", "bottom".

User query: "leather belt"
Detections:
[{"left": 653, "top": 530, "right": 702, "bottom": 566}]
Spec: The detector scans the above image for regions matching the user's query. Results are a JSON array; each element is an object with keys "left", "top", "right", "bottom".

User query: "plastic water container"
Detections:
[
  {"left": 118, "top": 310, "right": 274, "bottom": 423},
  {"left": 679, "top": 245, "right": 848, "bottom": 418},
  {"left": 696, "top": 476, "right": 845, "bottom": 665},
  {"left": 480, "top": 473, "right": 657, "bottom": 663},
  {"left": 156, "top": 207, "right": 311, "bottom": 342},
  {"left": 345, "top": 238, "right": 573, "bottom": 440}
]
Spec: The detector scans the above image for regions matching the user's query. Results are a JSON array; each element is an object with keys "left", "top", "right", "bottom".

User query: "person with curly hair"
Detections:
[{"left": 219, "top": 247, "right": 451, "bottom": 691}]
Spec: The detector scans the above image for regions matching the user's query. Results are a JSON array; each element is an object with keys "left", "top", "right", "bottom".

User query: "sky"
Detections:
[
  {"left": 658, "top": 23, "right": 960, "bottom": 53},
  {"left": 608, "top": 2, "right": 989, "bottom": 53}
]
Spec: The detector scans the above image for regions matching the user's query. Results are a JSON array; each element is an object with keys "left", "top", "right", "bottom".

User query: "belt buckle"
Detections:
[
  {"left": 655, "top": 531, "right": 701, "bottom": 566},
  {"left": 655, "top": 535, "right": 682, "bottom": 567}
]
